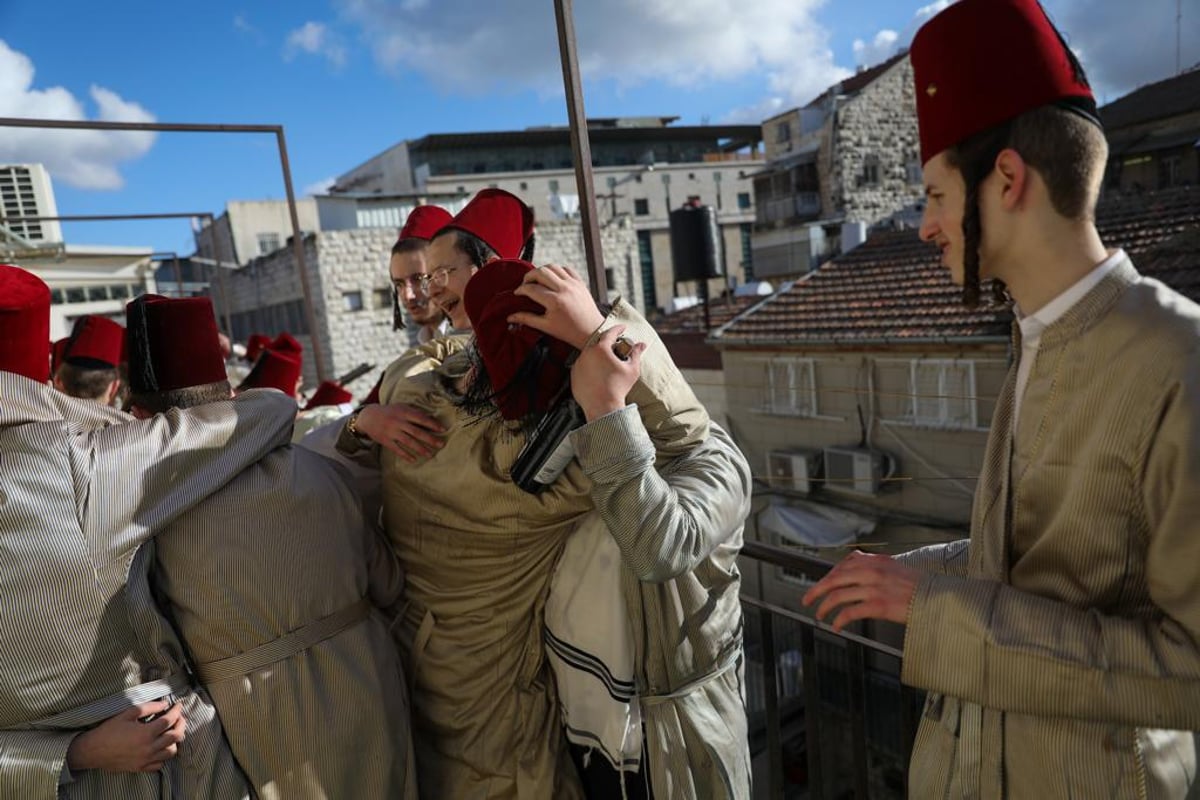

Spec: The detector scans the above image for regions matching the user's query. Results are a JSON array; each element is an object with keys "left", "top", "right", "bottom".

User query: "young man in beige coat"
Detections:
[
  {"left": 124, "top": 293, "right": 417, "bottom": 800},
  {"left": 804, "top": 1, "right": 1200, "bottom": 797}
]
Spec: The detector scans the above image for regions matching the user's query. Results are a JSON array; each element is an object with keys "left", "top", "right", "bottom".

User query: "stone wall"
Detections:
[
  {"left": 830, "top": 59, "right": 924, "bottom": 226},
  {"left": 218, "top": 218, "right": 639, "bottom": 400}
]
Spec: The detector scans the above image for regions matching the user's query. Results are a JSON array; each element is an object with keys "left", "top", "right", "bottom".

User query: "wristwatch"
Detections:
[{"left": 346, "top": 409, "right": 370, "bottom": 442}]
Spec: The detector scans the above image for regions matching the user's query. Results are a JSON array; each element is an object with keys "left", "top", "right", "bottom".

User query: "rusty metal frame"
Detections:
[
  {"left": 0, "top": 117, "right": 328, "bottom": 381},
  {"left": 553, "top": 0, "right": 608, "bottom": 301}
]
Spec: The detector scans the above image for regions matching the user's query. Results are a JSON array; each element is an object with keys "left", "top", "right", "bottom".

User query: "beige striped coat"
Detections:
[
  {"left": 0, "top": 375, "right": 295, "bottom": 799},
  {"left": 152, "top": 443, "right": 416, "bottom": 800},
  {"left": 571, "top": 411, "right": 753, "bottom": 799},
  {"left": 898, "top": 257, "right": 1200, "bottom": 798}
]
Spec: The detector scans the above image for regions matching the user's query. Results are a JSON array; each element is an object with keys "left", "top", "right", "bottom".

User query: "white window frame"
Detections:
[
  {"left": 908, "top": 358, "right": 977, "bottom": 429},
  {"left": 256, "top": 232, "right": 281, "bottom": 256},
  {"left": 759, "top": 357, "right": 818, "bottom": 417}
]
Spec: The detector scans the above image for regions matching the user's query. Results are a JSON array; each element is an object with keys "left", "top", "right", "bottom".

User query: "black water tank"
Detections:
[{"left": 669, "top": 204, "right": 724, "bottom": 282}]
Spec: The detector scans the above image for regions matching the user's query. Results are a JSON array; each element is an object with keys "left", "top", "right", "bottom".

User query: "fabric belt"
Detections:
[
  {"left": 639, "top": 645, "right": 742, "bottom": 706},
  {"left": 196, "top": 597, "right": 372, "bottom": 685},
  {"left": 16, "top": 671, "right": 192, "bottom": 731}
]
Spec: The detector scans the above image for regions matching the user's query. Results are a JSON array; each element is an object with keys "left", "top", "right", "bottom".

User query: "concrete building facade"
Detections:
[
  {"left": 332, "top": 118, "right": 764, "bottom": 315},
  {"left": 216, "top": 217, "right": 640, "bottom": 396}
]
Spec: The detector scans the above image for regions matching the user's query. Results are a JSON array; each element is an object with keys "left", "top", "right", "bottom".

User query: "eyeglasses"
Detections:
[{"left": 414, "top": 265, "right": 462, "bottom": 294}]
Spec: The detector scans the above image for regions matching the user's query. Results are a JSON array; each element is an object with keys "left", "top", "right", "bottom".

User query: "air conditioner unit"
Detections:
[
  {"left": 765, "top": 449, "right": 822, "bottom": 494},
  {"left": 822, "top": 446, "right": 891, "bottom": 495}
]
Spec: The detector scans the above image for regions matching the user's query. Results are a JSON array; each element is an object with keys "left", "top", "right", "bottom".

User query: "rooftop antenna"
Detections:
[{"left": 1178, "top": 0, "right": 1183, "bottom": 76}]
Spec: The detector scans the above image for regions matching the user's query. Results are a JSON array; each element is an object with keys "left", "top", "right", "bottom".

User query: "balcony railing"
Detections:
[{"left": 739, "top": 540, "right": 923, "bottom": 799}]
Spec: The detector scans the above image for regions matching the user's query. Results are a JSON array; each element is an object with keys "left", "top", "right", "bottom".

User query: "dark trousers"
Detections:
[{"left": 569, "top": 742, "right": 653, "bottom": 800}]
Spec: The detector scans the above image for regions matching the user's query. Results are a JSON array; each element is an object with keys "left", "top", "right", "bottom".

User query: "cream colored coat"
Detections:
[{"left": 898, "top": 257, "right": 1200, "bottom": 799}]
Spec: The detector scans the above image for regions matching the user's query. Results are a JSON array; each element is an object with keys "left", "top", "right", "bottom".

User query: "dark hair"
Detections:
[
  {"left": 131, "top": 380, "right": 233, "bottom": 414},
  {"left": 433, "top": 228, "right": 535, "bottom": 266},
  {"left": 391, "top": 238, "right": 428, "bottom": 257},
  {"left": 57, "top": 362, "right": 120, "bottom": 401},
  {"left": 945, "top": 105, "right": 1107, "bottom": 307}
]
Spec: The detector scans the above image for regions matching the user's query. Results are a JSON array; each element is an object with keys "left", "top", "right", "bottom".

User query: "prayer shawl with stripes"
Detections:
[
  {"left": 0, "top": 376, "right": 295, "bottom": 799},
  {"left": 152, "top": 444, "right": 415, "bottom": 800},
  {"left": 898, "top": 257, "right": 1200, "bottom": 799}
]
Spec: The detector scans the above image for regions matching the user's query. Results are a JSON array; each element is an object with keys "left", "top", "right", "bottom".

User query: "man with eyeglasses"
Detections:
[{"left": 390, "top": 205, "right": 454, "bottom": 348}]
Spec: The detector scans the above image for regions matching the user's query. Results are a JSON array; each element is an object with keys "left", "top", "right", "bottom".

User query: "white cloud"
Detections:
[
  {"left": 0, "top": 40, "right": 156, "bottom": 191},
  {"left": 284, "top": 21, "right": 347, "bottom": 69},
  {"left": 337, "top": 0, "right": 850, "bottom": 110},
  {"left": 851, "top": 1, "right": 950, "bottom": 67},
  {"left": 852, "top": 30, "right": 900, "bottom": 67},
  {"left": 1045, "top": 0, "right": 1200, "bottom": 103},
  {"left": 302, "top": 176, "right": 336, "bottom": 196}
]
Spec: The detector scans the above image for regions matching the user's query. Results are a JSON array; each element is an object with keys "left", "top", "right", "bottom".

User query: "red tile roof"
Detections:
[
  {"left": 717, "top": 186, "right": 1200, "bottom": 345},
  {"left": 650, "top": 293, "right": 762, "bottom": 335}
]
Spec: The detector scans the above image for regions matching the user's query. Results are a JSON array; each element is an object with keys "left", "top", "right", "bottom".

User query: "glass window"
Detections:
[
  {"left": 257, "top": 233, "right": 281, "bottom": 256},
  {"left": 87, "top": 286, "right": 109, "bottom": 302},
  {"left": 634, "top": 198, "right": 650, "bottom": 216},
  {"left": 50, "top": 288, "right": 64, "bottom": 305},
  {"left": 109, "top": 284, "right": 130, "bottom": 300},
  {"left": 343, "top": 291, "right": 364, "bottom": 312},
  {"left": 66, "top": 287, "right": 86, "bottom": 303},
  {"left": 637, "top": 231, "right": 657, "bottom": 311},
  {"left": 737, "top": 192, "right": 752, "bottom": 209}
]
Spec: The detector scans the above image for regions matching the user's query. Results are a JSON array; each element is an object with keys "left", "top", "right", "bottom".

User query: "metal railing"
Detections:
[{"left": 739, "top": 540, "right": 923, "bottom": 799}]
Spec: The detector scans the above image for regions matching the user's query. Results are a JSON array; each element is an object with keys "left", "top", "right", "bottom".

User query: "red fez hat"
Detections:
[
  {"left": 303, "top": 380, "right": 354, "bottom": 411},
  {"left": 64, "top": 315, "right": 125, "bottom": 369},
  {"left": 238, "top": 349, "right": 301, "bottom": 396},
  {"left": 440, "top": 189, "right": 534, "bottom": 260},
  {"left": 463, "top": 259, "right": 573, "bottom": 421},
  {"left": 51, "top": 337, "right": 70, "bottom": 377},
  {"left": 397, "top": 205, "right": 452, "bottom": 244},
  {"left": 363, "top": 373, "right": 383, "bottom": 406},
  {"left": 126, "top": 295, "right": 228, "bottom": 394},
  {"left": 246, "top": 333, "right": 271, "bottom": 362},
  {"left": 911, "top": 0, "right": 1098, "bottom": 164},
  {"left": 0, "top": 264, "right": 50, "bottom": 382},
  {"left": 270, "top": 332, "right": 304, "bottom": 359}
]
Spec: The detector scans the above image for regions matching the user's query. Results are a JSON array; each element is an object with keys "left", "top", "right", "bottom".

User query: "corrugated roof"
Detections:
[
  {"left": 717, "top": 186, "right": 1200, "bottom": 345},
  {"left": 1100, "top": 67, "right": 1200, "bottom": 131}
]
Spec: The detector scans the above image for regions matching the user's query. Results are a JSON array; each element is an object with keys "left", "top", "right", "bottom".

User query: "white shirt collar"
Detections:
[{"left": 1015, "top": 249, "right": 1125, "bottom": 341}]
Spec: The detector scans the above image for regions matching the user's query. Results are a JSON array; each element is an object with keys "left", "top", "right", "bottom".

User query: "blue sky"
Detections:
[{"left": 0, "top": 0, "right": 1193, "bottom": 255}]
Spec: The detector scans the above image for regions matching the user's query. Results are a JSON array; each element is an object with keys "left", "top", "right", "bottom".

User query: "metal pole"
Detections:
[
  {"left": 205, "top": 214, "right": 236, "bottom": 339},
  {"left": 553, "top": 0, "right": 608, "bottom": 302},
  {"left": 0, "top": 117, "right": 330, "bottom": 382},
  {"left": 276, "top": 128, "right": 329, "bottom": 382}
]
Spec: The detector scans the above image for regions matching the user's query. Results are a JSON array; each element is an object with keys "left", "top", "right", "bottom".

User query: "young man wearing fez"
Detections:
[
  {"left": 349, "top": 188, "right": 536, "bottom": 463},
  {"left": 803, "top": 1, "right": 1200, "bottom": 797},
  {"left": 124, "top": 293, "right": 417, "bottom": 800},
  {"left": 0, "top": 265, "right": 296, "bottom": 800},
  {"left": 391, "top": 204, "right": 454, "bottom": 347},
  {"left": 53, "top": 314, "right": 125, "bottom": 406}
]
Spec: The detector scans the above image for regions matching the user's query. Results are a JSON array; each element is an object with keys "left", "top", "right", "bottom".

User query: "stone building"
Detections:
[
  {"left": 216, "top": 217, "right": 640, "bottom": 396},
  {"left": 1101, "top": 66, "right": 1200, "bottom": 194},
  {"left": 752, "top": 53, "right": 923, "bottom": 278},
  {"left": 331, "top": 117, "right": 764, "bottom": 315}
]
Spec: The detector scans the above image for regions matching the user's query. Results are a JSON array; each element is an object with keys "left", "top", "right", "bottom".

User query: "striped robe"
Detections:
[
  {"left": 570, "top": 414, "right": 753, "bottom": 799},
  {"left": 898, "top": 257, "right": 1200, "bottom": 798},
  {"left": 0, "top": 374, "right": 295, "bottom": 799},
  {"left": 152, "top": 443, "right": 416, "bottom": 800}
]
